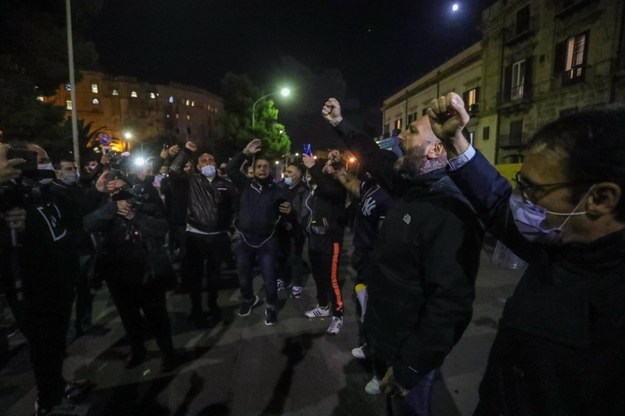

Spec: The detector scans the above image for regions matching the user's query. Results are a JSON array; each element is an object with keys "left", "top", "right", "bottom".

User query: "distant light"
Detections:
[
  {"left": 349, "top": 157, "right": 356, "bottom": 163},
  {"left": 123, "top": 131, "right": 133, "bottom": 140},
  {"left": 451, "top": 3, "right": 460, "bottom": 12},
  {"left": 134, "top": 157, "right": 146, "bottom": 167},
  {"left": 274, "top": 160, "right": 280, "bottom": 165},
  {"left": 280, "top": 88, "right": 291, "bottom": 97},
  {"left": 295, "top": 152, "right": 300, "bottom": 156}
]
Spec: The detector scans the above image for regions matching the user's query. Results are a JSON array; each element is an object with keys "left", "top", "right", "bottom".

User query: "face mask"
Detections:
[
  {"left": 509, "top": 189, "right": 590, "bottom": 245},
  {"left": 37, "top": 162, "right": 55, "bottom": 184},
  {"left": 61, "top": 171, "right": 78, "bottom": 185},
  {"left": 284, "top": 177, "right": 293, "bottom": 186},
  {"left": 201, "top": 165, "right": 216, "bottom": 178}
]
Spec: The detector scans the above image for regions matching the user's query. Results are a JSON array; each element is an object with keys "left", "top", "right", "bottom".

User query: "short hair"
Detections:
[
  {"left": 527, "top": 107, "right": 625, "bottom": 221},
  {"left": 287, "top": 162, "right": 305, "bottom": 176}
]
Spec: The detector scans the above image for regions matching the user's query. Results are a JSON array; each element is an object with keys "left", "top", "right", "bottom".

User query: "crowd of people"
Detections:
[{"left": 0, "top": 93, "right": 624, "bottom": 416}]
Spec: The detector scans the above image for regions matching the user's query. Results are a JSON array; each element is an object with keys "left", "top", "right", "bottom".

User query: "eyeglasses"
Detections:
[{"left": 513, "top": 172, "right": 581, "bottom": 202}]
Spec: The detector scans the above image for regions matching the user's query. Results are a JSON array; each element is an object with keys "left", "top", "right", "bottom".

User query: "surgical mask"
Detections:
[
  {"left": 61, "top": 171, "right": 78, "bottom": 185},
  {"left": 38, "top": 162, "right": 55, "bottom": 184},
  {"left": 509, "top": 190, "right": 589, "bottom": 245},
  {"left": 284, "top": 177, "right": 293, "bottom": 186},
  {"left": 201, "top": 165, "right": 216, "bottom": 178}
]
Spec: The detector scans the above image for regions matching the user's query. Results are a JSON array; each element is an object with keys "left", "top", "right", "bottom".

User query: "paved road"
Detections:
[{"left": 0, "top": 234, "right": 522, "bottom": 416}]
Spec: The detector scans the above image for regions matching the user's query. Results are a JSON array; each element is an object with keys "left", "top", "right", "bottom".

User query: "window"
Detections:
[
  {"left": 394, "top": 119, "right": 402, "bottom": 130},
  {"left": 463, "top": 87, "right": 480, "bottom": 113},
  {"left": 112, "top": 89, "right": 119, "bottom": 96},
  {"left": 169, "top": 96, "right": 174, "bottom": 104},
  {"left": 186, "top": 114, "right": 191, "bottom": 120},
  {"left": 66, "top": 100, "right": 72, "bottom": 110},
  {"left": 483, "top": 126, "right": 490, "bottom": 141},
  {"left": 516, "top": 6, "right": 530, "bottom": 35},
  {"left": 191, "top": 100, "right": 195, "bottom": 107},
  {"left": 511, "top": 60, "right": 526, "bottom": 100},
  {"left": 149, "top": 92, "right": 156, "bottom": 99},
  {"left": 131, "top": 91, "right": 138, "bottom": 98},
  {"left": 185, "top": 99, "right": 190, "bottom": 106},
  {"left": 91, "top": 83, "right": 99, "bottom": 94},
  {"left": 407, "top": 112, "right": 418, "bottom": 124},
  {"left": 509, "top": 120, "right": 523, "bottom": 146},
  {"left": 175, "top": 113, "right": 179, "bottom": 119},
  {"left": 554, "top": 33, "right": 588, "bottom": 85},
  {"left": 92, "top": 98, "right": 100, "bottom": 105},
  {"left": 166, "top": 113, "right": 170, "bottom": 119}
]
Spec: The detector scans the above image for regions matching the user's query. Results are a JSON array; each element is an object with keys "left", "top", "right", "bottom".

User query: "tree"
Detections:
[
  {"left": 216, "top": 73, "right": 291, "bottom": 161},
  {"left": 0, "top": 0, "right": 98, "bottom": 154}
]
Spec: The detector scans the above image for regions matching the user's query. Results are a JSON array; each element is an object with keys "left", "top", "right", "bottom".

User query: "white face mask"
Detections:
[
  {"left": 61, "top": 171, "right": 79, "bottom": 185},
  {"left": 38, "top": 162, "right": 55, "bottom": 184},
  {"left": 201, "top": 165, "right": 216, "bottom": 178},
  {"left": 284, "top": 177, "right": 293, "bottom": 186}
]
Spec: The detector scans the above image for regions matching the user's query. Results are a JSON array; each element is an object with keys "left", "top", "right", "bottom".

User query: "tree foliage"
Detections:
[
  {"left": 216, "top": 72, "right": 291, "bottom": 162},
  {"left": 0, "top": 0, "right": 98, "bottom": 159}
]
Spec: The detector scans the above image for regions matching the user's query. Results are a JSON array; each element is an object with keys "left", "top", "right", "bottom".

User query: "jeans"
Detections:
[
  {"left": 388, "top": 369, "right": 436, "bottom": 416},
  {"left": 236, "top": 236, "right": 278, "bottom": 308}
]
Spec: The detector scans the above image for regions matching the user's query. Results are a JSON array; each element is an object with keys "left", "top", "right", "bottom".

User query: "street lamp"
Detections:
[{"left": 251, "top": 87, "right": 291, "bottom": 128}]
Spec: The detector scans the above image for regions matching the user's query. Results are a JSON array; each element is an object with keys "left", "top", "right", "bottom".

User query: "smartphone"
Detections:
[
  {"left": 303, "top": 143, "right": 312, "bottom": 157},
  {"left": 7, "top": 149, "right": 38, "bottom": 174}
]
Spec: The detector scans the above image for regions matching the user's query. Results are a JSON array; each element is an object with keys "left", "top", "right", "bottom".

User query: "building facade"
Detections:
[
  {"left": 45, "top": 70, "right": 223, "bottom": 152},
  {"left": 383, "top": 0, "right": 625, "bottom": 165}
]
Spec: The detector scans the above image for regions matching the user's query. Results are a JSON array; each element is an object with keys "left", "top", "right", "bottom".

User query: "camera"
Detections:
[{"left": 7, "top": 149, "right": 38, "bottom": 177}]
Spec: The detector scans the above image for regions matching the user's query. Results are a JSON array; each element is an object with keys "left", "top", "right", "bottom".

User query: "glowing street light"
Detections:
[
  {"left": 451, "top": 2, "right": 460, "bottom": 12},
  {"left": 251, "top": 87, "right": 291, "bottom": 128}
]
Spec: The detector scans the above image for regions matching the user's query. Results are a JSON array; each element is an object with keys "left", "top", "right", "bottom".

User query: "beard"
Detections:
[{"left": 393, "top": 144, "right": 447, "bottom": 179}]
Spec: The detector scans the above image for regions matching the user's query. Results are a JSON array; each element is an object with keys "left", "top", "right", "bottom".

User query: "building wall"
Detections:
[
  {"left": 46, "top": 70, "right": 223, "bottom": 152},
  {"left": 382, "top": 0, "right": 625, "bottom": 165}
]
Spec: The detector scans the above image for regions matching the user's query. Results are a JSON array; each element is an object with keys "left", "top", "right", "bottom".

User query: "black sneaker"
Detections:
[
  {"left": 264, "top": 308, "right": 277, "bottom": 326},
  {"left": 238, "top": 295, "right": 260, "bottom": 317}
]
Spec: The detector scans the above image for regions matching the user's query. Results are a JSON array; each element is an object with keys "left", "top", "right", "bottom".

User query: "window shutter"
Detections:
[
  {"left": 553, "top": 41, "right": 565, "bottom": 77},
  {"left": 503, "top": 65, "right": 512, "bottom": 102}
]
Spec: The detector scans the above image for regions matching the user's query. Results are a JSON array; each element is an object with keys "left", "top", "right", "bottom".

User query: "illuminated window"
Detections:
[
  {"left": 191, "top": 100, "right": 195, "bottom": 107},
  {"left": 169, "top": 96, "right": 174, "bottom": 104},
  {"left": 91, "top": 83, "right": 99, "bottom": 93},
  {"left": 112, "top": 89, "right": 119, "bottom": 96},
  {"left": 166, "top": 114, "right": 170, "bottom": 118},
  {"left": 186, "top": 114, "right": 191, "bottom": 120},
  {"left": 66, "top": 100, "right": 73, "bottom": 110},
  {"left": 185, "top": 99, "right": 190, "bottom": 106},
  {"left": 511, "top": 59, "right": 526, "bottom": 100},
  {"left": 92, "top": 98, "right": 100, "bottom": 105},
  {"left": 149, "top": 92, "right": 156, "bottom": 99},
  {"left": 131, "top": 91, "right": 138, "bottom": 98},
  {"left": 564, "top": 33, "right": 587, "bottom": 84},
  {"left": 36, "top": 96, "right": 44, "bottom": 102},
  {"left": 175, "top": 113, "right": 179, "bottom": 119},
  {"left": 394, "top": 119, "right": 402, "bottom": 130}
]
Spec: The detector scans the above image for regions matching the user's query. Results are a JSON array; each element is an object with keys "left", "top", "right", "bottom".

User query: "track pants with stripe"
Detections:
[{"left": 308, "top": 234, "right": 344, "bottom": 317}]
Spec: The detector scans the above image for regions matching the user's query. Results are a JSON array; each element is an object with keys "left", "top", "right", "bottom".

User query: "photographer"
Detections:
[
  {"left": 0, "top": 143, "right": 80, "bottom": 416},
  {"left": 84, "top": 169, "right": 177, "bottom": 372}
]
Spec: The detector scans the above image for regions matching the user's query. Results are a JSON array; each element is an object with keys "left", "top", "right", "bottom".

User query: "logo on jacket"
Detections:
[
  {"left": 36, "top": 203, "right": 67, "bottom": 242},
  {"left": 361, "top": 197, "right": 377, "bottom": 216}
]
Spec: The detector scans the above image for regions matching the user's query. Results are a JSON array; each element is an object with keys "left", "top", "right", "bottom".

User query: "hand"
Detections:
[
  {"left": 426, "top": 92, "right": 470, "bottom": 158},
  {"left": 168, "top": 144, "right": 180, "bottom": 157},
  {"left": 243, "top": 139, "right": 262, "bottom": 155},
  {"left": 116, "top": 200, "right": 135, "bottom": 219},
  {"left": 327, "top": 149, "right": 341, "bottom": 164},
  {"left": 95, "top": 171, "right": 109, "bottom": 193},
  {"left": 278, "top": 201, "right": 291, "bottom": 215},
  {"left": 100, "top": 153, "right": 110, "bottom": 165},
  {"left": 379, "top": 368, "right": 410, "bottom": 397},
  {"left": 2, "top": 207, "right": 26, "bottom": 232},
  {"left": 185, "top": 141, "right": 197, "bottom": 152},
  {"left": 0, "top": 144, "right": 24, "bottom": 183},
  {"left": 321, "top": 98, "right": 343, "bottom": 126},
  {"left": 302, "top": 154, "right": 315, "bottom": 169},
  {"left": 160, "top": 145, "right": 169, "bottom": 160}
]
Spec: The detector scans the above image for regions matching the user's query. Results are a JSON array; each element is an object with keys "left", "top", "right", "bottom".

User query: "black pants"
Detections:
[
  {"left": 183, "top": 231, "right": 229, "bottom": 315},
  {"left": 276, "top": 230, "right": 306, "bottom": 288},
  {"left": 107, "top": 278, "right": 174, "bottom": 357},
  {"left": 74, "top": 254, "right": 95, "bottom": 333},
  {"left": 11, "top": 289, "right": 74, "bottom": 409},
  {"left": 308, "top": 235, "right": 344, "bottom": 317}
]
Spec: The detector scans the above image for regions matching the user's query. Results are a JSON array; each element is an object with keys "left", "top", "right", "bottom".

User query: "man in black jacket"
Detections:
[
  {"left": 226, "top": 139, "right": 291, "bottom": 326},
  {"left": 169, "top": 141, "right": 237, "bottom": 326},
  {"left": 322, "top": 98, "right": 483, "bottom": 416},
  {"left": 302, "top": 151, "right": 348, "bottom": 335}
]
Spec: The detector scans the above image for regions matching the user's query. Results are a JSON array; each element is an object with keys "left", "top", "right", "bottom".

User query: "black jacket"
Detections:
[
  {"left": 226, "top": 152, "right": 287, "bottom": 243},
  {"left": 333, "top": 120, "right": 483, "bottom": 389},
  {"left": 170, "top": 149, "right": 236, "bottom": 233},
  {"left": 306, "top": 164, "right": 347, "bottom": 247}
]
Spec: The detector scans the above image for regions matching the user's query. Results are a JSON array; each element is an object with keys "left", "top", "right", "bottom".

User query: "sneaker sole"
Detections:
[{"left": 238, "top": 296, "right": 260, "bottom": 317}]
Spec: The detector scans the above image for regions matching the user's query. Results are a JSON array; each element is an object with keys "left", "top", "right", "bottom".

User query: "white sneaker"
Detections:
[
  {"left": 304, "top": 305, "right": 330, "bottom": 318},
  {"left": 326, "top": 316, "right": 343, "bottom": 335},
  {"left": 364, "top": 376, "right": 381, "bottom": 395},
  {"left": 351, "top": 345, "right": 366, "bottom": 360},
  {"left": 277, "top": 278, "right": 286, "bottom": 292}
]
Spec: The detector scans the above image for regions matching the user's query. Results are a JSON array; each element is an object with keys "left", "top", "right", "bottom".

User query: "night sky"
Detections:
[{"left": 86, "top": 0, "right": 495, "bottom": 148}]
